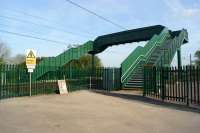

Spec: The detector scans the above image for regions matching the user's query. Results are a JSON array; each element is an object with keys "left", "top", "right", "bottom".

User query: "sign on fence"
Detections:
[
  {"left": 26, "top": 49, "right": 36, "bottom": 72},
  {"left": 58, "top": 80, "right": 68, "bottom": 95},
  {"left": 26, "top": 49, "right": 36, "bottom": 96}
]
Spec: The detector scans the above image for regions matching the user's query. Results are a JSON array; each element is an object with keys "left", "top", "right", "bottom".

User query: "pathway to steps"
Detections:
[{"left": 0, "top": 90, "right": 199, "bottom": 133}]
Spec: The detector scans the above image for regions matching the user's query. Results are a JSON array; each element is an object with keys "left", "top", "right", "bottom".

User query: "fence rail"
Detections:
[{"left": 144, "top": 66, "right": 200, "bottom": 106}]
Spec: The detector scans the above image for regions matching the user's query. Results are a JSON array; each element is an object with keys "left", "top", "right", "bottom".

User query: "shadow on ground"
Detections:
[{"left": 91, "top": 90, "right": 200, "bottom": 114}]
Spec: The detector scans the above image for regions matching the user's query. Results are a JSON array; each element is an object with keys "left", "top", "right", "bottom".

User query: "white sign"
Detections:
[
  {"left": 58, "top": 80, "right": 68, "bottom": 95},
  {"left": 28, "top": 69, "right": 34, "bottom": 73}
]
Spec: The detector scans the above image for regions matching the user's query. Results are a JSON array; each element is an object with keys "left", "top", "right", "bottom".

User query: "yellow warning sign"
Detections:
[{"left": 26, "top": 49, "right": 36, "bottom": 66}]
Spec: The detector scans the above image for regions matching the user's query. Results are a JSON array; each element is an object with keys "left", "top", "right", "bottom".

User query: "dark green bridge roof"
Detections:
[{"left": 91, "top": 25, "right": 166, "bottom": 54}]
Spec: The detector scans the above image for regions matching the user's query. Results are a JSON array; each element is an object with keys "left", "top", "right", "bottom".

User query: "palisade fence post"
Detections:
[
  {"left": 197, "top": 66, "right": 200, "bottom": 104},
  {"left": 189, "top": 65, "right": 193, "bottom": 105},
  {"left": 1, "top": 65, "right": 3, "bottom": 99},
  {"left": 89, "top": 76, "right": 92, "bottom": 90},
  {"left": 193, "top": 66, "right": 196, "bottom": 104},
  {"left": 149, "top": 67, "right": 152, "bottom": 93},
  {"left": 120, "top": 67, "right": 122, "bottom": 90},
  {"left": 18, "top": 66, "right": 21, "bottom": 97},
  {"left": 10, "top": 65, "right": 12, "bottom": 97},
  {"left": 0, "top": 65, "right": 1, "bottom": 100},
  {"left": 16, "top": 65, "right": 19, "bottom": 97},
  {"left": 29, "top": 72, "right": 32, "bottom": 96},
  {"left": 90, "top": 53, "right": 95, "bottom": 90},
  {"left": 10, "top": 65, "right": 12, "bottom": 98},
  {"left": 5, "top": 65, "right": 7, "bottom": 98},
  {"left": 161, "top": 67, "right": 165, "bottom": 101},
  {"left": 154, "top": 66, "right": 159, "bottom": 95},
  {"left": 153, "top": 67, "right": 155, "bottom": 97},
  {"left": 143, "top": 66, "right": 146, "bottom": 96},
  {"left": 16, "top": 66, "right": 22, "bottom": 97},
  {"left": 113, "top": 68, "right": 115, "bottom": 91},
  {"left": 186, "top": 66, "right": 189, "bottom": 106}
]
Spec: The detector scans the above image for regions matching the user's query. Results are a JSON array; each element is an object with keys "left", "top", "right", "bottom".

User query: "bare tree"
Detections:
[
  {"left": 0, "top": 41, "right": 10, "bottom": 64},
  {"left": 195, "top": 49, "right": 200, "bottom": 66},
  {"left": 11, "top": 54, "right": 26, "bottom": 64}
]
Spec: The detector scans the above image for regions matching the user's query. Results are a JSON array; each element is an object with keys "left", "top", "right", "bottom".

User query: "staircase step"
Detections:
[
  {"left": 129, "top": 77, "right": 143, "bottom": 80},
  {"left": 131, "top": 74, "right": 143, "bottom": 77},
  {"left": 126, "top": 82, "right": 144, "bottom": 85},
  {"left": 149, "top": 58, "right": 157, "bottom": 61},
  {"left": 130, "top": 78, "right": 143, "bottom": 81},
  {"left": 150, "top": 55, "right": 159, "bottom": 58},
  {"left": 132, "top": 72, "right": 143, "bottom": 75},
  {"left": 126, "top": 85, "right": 143, "bottom": 88},
  {"left": 128, "top": 80, "right": 143, "bottom": 83},
  {"left": 127, "top": 81, "right": 143, "bottom": 84},
  {"left": 124, "top": 85, "right": 143, "bottom": 88},
  {"left": 131, "top": 76, "right": 143, "bottom": 79},
  {"left": 148, "top": 63, "right": 156, "bottom": 65},
  {"left": 131, "top": 73, "right": 144, "bottom": 77}
]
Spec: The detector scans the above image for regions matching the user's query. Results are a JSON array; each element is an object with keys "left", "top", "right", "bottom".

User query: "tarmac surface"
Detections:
[{"left": 0, "top": 90, "right": 200, "bottom": 133}]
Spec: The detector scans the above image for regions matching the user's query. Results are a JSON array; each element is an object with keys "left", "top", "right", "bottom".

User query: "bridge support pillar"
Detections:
[
  {"left": 91, "top": 54, "right": 95, "bottom": 89},
  {"left": 177, "top": 48, "right": 182, "bottom": 81},
  {"left": 177, "top": 48, "right": 182, "bottom": 68},
  {"left": 92, "top": 54, "right": 95, "bottom": 75}
]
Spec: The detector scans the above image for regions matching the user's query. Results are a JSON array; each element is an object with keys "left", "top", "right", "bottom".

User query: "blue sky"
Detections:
[{"left": 0, "top": 0, "right": 200, "bottom": 67}]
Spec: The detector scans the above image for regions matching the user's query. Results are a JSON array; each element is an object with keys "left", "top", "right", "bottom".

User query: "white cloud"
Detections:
[
  {"left": 163, "top": 0, "right": 200, "bottom": 18},
  {"left": 182, "top": 8, "right": 200, "bottom": 17}
]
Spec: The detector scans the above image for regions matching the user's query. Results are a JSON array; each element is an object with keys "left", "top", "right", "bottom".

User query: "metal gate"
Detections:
[{"left": 92, "top": 67, "right": 121, "bottom": 91}]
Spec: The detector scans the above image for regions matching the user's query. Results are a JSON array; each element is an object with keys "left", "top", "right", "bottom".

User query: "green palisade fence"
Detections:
[
  {"left": 0, "top": 64, "right": 121, "bottom": 100},
  {"left": 144, "top": 66, "right": 200, "bottom": 106}
]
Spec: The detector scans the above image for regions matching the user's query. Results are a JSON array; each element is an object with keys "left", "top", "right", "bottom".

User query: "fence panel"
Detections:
[
  {"left": 0, "top": 64, "right": 122, "bottom": 100},
  {"left": 92, "top": 67, "right": 121, "bottom": 91},
  {"left": 144, "top": 65, "right": 200, "bottom": 106},
  {"left": 0, "top": 65, "right": 91, "bottom": 100}
]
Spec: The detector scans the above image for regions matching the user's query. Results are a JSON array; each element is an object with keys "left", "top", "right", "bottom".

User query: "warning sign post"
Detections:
[{"left": 26, "top": 49, "right": 36, "bottom": 96}]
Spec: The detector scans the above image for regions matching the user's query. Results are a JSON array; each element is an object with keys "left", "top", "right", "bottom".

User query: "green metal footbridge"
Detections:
[{"left": 32, "top": 25, "right": 188, "bottom": 89}]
